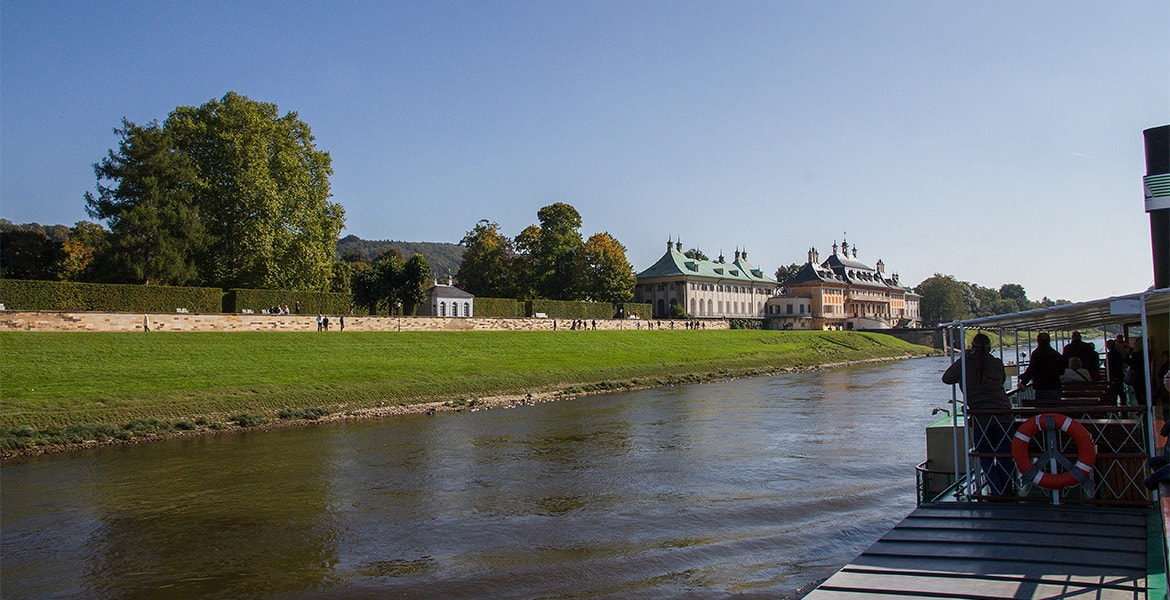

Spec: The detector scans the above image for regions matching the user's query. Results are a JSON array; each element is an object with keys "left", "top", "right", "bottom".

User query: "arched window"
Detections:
[
  {"left": 690, "top": 298, "right": 696, "bottom": 315},
  {"left": 439, "top": 302, "right": 446, "bottom": 317},
  {"left": 707, "top": 299, "right": 713, "bottom": 314},
  {"left": 464, "top": 302, "right": 471, "bottom": 316}
]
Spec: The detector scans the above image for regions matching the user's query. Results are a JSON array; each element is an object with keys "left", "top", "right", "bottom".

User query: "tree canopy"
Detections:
[
  {"left": 456, "top": 220, "right": 515, "bottom": 297},
  {"left": 455, "top": 204, "right": 635, "bottom": 303},
  {"left": 85, "top": 92, "right": 344, "bottom": 290},
  {"left": 915, "top": 274, "right": 1064, "bottom": 327}
]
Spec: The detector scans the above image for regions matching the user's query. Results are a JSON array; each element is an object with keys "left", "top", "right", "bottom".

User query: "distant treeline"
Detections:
[{"left": 335, "top": 235, "right": 463, "bottom": 278}]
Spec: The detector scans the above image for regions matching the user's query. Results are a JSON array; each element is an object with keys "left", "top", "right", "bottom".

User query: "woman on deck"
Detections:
[{"left": 942, "top": 333, "right": 1013, "bottom": 497}]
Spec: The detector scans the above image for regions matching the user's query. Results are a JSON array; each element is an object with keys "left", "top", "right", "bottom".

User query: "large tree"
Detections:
[
  {"left": 915, "top": 274, "right": 972, "bottom": 327},
  {"left": 85, "top": 120, "right": 207, "bottom": 285},
  {"left": 165, "top": 92, "right": 343, "bottom": 290},
  {"left": 399, "top": 254, "right": 431, "bottom": 315},
  {"left": 774, "top": 263, "right": 802, "bottom": 286},
  {"left": 352, "top": 253, "right": 402, "bottom": 315},
  {"left": 578, "top": 232, "right": 635, "bottom": 302},
  {"left": 456, "top": 220, "right": 514, "bottom": 297},
  {"left": 532, "top": 202, "right": 585, "bottom": 300},
  {"left": 87, "top": 92, "right": 344, "bottom": 290}
]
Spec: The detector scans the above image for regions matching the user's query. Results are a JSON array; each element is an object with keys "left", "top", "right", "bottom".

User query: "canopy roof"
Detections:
[{"left": 940, "top": 288, "right": 1169, "bottom": 332}]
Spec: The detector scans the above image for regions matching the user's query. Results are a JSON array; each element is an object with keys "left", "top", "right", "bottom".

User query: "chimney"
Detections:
[
  {"left": 876, "top": 259, "right": 885, "bottom": 274},
  {"left": 734, "top": 249, "right": 741, "bottom": 261},
  {"left": 808, "top": 246, "right": 819, "bottom": 264},
  {"left": 841, "top": 240, "right": 849, "bottom": 256},
  {"left": 676, "top": 240, "right": 683, "bottom": 252}
]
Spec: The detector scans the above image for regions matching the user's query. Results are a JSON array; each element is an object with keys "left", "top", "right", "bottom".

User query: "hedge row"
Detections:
[
  {"left": 224, "top": 289, "right": 351, "bottom": 315},
  {"left": 474, "top": 297, "right": 526, "bottom": 318},
  {"left": 0, "top": 279, "right": 655, "bottom": 321},
  {"left": 0, "top": 279, "right": 222, "bottom": 313},
  {"left": 615, "top": 302, "right": 652, "bottom": 320}
]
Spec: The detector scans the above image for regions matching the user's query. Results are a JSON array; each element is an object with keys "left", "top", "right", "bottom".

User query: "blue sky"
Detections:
[{"left": 2, "top": 1, "right": 1167, "bottom": 302}]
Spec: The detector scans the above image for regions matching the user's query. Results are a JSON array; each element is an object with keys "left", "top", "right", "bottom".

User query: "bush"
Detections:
[
  {"left": 123, "top": 418, "right": 174, "bottom": 436},
  {"left": 231, "top": 413, "right": 268, "bottom": 427},
  {"left": 278, "top": 407, "right": 329, "bottom": 420},
  {"left": 0, "top": 279, "right": 222, "bottom": 313}
]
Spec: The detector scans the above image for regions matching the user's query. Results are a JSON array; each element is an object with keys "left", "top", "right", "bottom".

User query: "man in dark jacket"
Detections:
[
  {"left": 1062, "top": 331, "right": 1100, "bottom": 380},
  {"left": 943, "top": 333, "right": 1013, "bottom": 496},
  {"left": 1019, "top": 332, "right": 1066, "bottom": 400}
]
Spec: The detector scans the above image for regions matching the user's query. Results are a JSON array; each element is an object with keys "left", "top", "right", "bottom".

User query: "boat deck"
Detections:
[{"left": 804, "top": 501, "right": 1156, "bottom": 599}]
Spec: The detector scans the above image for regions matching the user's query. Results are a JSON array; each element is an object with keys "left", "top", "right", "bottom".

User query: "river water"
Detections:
[{"left": 1, "top": 356, "right": 951, "bottom": 599}]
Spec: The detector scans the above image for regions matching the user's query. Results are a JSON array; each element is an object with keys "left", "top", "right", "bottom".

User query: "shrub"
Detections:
[
  {"left": 230, "top": 413, "right": 268, "bottom": 427},
  {"left": 123, "top": 418, "right": 174, "bottom": 436},
  {"left": 278, "top": 407, "right": 329, "bottom": 420}
]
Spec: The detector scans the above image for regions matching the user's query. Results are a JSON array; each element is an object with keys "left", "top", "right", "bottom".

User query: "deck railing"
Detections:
[{"left": 939, "top": 405, "right": 1153, "bottom": 507}]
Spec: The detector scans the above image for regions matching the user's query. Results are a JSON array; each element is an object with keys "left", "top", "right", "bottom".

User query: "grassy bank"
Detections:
[{"left": 0, "top": 330, "right": 932, "bottom": 453}]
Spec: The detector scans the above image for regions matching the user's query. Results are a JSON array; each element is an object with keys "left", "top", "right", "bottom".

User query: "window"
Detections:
[
  {"left": 787, "top": 304, "right": 793, "bottom": 314},
  {"left": 464, "top": 302, "right": 471, "bottom": 316},
  {"left": 439, "top": 302, "right": 446, "bottom": 317}
]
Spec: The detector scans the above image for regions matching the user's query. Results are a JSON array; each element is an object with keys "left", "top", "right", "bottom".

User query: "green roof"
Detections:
[{"left": 636, "top": 247, "right": 775, "bottom": 284}]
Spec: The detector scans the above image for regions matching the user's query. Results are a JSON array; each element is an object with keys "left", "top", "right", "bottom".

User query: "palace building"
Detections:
[
  {"left": 634, "top": 240, "right": 780, "bottom": 319},
  {"left": 765, "top": 239, "right": 920, "bottom": 330}
]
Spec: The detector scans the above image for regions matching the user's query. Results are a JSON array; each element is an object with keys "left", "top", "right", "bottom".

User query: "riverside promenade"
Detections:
[{"left": 0, "top": 311, "right": 727, "bottom": 333}]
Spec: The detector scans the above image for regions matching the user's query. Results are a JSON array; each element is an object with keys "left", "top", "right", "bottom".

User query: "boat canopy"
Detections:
[{"left": 940, "top": 287, "right": 1169, "bottom": 332}]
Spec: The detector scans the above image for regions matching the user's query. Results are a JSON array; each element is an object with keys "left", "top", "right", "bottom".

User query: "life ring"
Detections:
[{"left": 1011, "top": 413, "right": 1097, "bottom": 490}]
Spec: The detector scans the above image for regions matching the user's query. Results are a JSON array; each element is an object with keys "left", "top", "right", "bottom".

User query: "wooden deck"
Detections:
[{"left": 804, "top": 502, "right": 1154, "bottom": 599}]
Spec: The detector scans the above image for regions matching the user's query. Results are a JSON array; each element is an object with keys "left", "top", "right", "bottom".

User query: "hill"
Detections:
[{"left": 335, "top": 235, "right": 463, "bottom": 277}]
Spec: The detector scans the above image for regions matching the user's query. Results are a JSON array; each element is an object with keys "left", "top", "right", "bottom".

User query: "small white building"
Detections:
[
  {"left": 764, "top": 296, "right": 814, "bottom": 330},
  {"left": 422, "top": 278, "right": 474, "bottom": 317}
]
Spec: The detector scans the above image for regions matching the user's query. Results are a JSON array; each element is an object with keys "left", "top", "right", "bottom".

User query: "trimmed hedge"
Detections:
[
  {"left": 224, "top": 289, "right": 351, "bottom": 315},
  {"left": 615, "top": 302, "right": 652, "bottom": 320},
  {"left": 0, "top": 279, "right": 222, "bottom": 313},
  {"left": 526, "top": 299, "right": 621, "bottom": 320},
  {"left": 474, "top": 297, "right": 526, "bottom": 318}
]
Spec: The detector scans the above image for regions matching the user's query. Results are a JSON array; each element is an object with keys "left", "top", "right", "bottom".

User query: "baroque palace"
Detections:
[
  {"left": 634, "top": 238, "right": 921, "bottom": 330},
  {"left": 634, "top": 240, "right": 779, "bottom": 320}
]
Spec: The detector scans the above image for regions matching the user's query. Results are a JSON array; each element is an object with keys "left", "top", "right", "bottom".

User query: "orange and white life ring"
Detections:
[{"left": 1011, "top": 413, "right": 1097, "bottom": 490}]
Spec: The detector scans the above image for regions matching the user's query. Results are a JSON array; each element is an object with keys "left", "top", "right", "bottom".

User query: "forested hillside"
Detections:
[{"left": 336, "top": 235, "right": 463, "bottom": 277}]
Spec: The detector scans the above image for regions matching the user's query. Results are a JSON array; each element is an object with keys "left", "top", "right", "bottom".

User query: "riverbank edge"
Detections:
[{"left": 0, "top": 353, "right": 933, "bottom": 460}]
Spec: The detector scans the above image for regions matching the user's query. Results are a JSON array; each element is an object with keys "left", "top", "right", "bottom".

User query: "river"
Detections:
[{"left": 1, "top": 356, "right": 951, "bottom": 599}]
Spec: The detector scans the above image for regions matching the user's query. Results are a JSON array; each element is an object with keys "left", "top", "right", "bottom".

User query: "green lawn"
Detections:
[{"left": 0, "top": 330, "right": 931, "bottom": 449}]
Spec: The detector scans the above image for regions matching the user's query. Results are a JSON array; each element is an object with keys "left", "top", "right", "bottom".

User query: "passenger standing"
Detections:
[
  {"left": 1018, "top": 332, "right": 1065, "bottom": 400},
  {"left": 942, "top": 333, "right": 1013, "bottom": 497},
  {"left": 1106, "top": 339, "right": 1125, "bottom": 404},
  {"left": 1061, "top": 331, "right": 1099, "bottom": 379}
]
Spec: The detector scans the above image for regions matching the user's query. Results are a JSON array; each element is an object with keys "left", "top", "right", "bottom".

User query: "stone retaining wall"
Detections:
[{"left": 0, "top": 311, "right": 729, "bottom": 333}]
